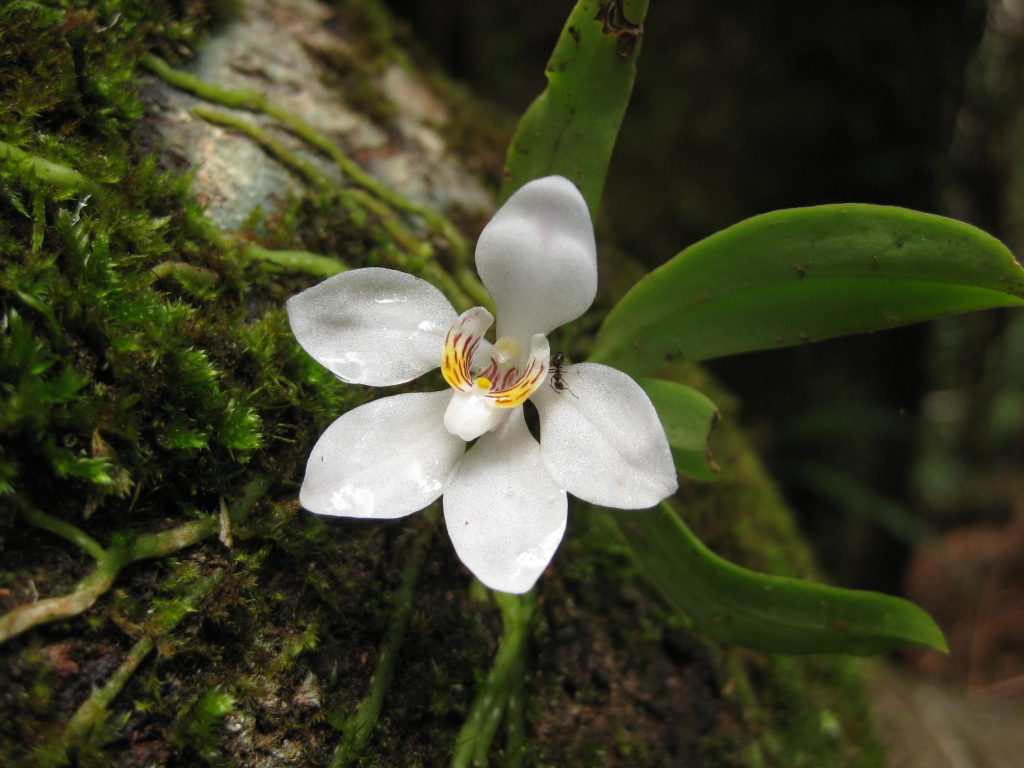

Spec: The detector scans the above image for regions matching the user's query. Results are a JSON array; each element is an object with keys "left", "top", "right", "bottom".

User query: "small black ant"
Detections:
[{"left": 549, "top": 351, "right": 579, "bottom": 398}]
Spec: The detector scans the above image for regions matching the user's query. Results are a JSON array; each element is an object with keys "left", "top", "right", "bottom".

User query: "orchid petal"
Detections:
[
  {"left": 533, "top": 363, "right": 677, "bottom": 509},
  {"left": 476, "top": 176, "right": 597, "bottom": 346},
  {"left": 444, "top": 408, "right": 568, "bottom": 593},
  {"left": 287, "top": 268, "right": 457, "bottom": 386},
  {"left": 300, "top": 391, "right": 464, "bottom": 519}
]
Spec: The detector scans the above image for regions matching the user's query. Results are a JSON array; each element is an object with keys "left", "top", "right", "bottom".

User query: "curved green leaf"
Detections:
[
  {"left": 591, "top": 204, "right": 1024, "bottom": 377},
  {"left": 610, "top": 502, "right": 947, "bottom": 655},
  {"left": 639, "top": 377, "right": 719, "bottom": 481},
  {"left": 500, "top": 0, "right": 649, "bottom": 216}
]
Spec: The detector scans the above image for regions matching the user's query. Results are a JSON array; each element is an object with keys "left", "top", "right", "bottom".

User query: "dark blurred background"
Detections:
[{"left": 384, "top": 0, "right": 1024, "bottom": 692}]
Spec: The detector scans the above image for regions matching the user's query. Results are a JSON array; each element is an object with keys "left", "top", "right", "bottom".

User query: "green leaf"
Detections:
[
  {"left": 500, "top": 0, "right": 648, "bottom": 216},
  {"left": 591, "top": 204, "right": 1024, "bottom": 377},
  {"left": 638, "top": 377, "right": 719, "bottom": 481},
  {"left": 610, "top": 502, "right": 947, "bottom": 655}
]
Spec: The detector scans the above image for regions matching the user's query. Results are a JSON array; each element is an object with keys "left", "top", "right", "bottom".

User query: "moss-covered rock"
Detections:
[{"left": 1, "top": 1, "right": 885, "bottom": 765}]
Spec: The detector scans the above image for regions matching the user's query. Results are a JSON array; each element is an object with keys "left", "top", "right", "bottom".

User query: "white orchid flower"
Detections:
[{"left": 287, "top": 175, "right": 677, "bottom": 593}]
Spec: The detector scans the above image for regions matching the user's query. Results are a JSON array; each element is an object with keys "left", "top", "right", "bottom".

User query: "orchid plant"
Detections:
[
  {"left": 287, "top": 176, "right": 676, "bottom": 593},
  {"left": 285, "top": 0, "right": 1024, "bottom": 663},
  {"left": 280, "top": 0, "right": 1024, "bottom": 760}
]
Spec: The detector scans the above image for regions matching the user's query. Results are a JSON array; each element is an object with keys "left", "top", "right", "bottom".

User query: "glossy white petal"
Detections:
[
  {"left": 300, "top": 391, "right": 464, "bottom": 519},
  {"left": 476, "top": 176, "right": 597, "bottom": 347},
  {"left": 533, "top": 363, "right": 677, "bottom": 509},
  {"left": 287, "top": 268, "right": 457, "bottom": 386},
  {"left": 444, "top": 408, "right": 567, "bottom": 593}
]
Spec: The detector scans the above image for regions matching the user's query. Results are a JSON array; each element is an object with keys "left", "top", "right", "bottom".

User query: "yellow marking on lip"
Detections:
[
  {"left": 441, "top": 329, "right": 476, "bottom": 391},
  {"left": 489, "top": 361, "right": 548, "bottom": 407},
  {"left": 441, "top": 306, "right": 497, "bottom": 393}
]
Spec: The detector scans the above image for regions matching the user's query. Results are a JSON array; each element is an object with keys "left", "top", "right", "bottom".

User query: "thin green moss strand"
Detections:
[
  {"left": 32, "top": 569, "right": 229, "bottom": 766},
  {"left": 140, "top": 54, "right": 471, "bottom": 267},
  {"left": 182, "top": 188, "right": 348, "bottom": 278},
  {"left": 190, "top": 106, "right": 427, "bottom": 263},
  {"left": 30, "top": 635, "right": 156, "bottom": 766},
  {"left": 191, "top": 105, "right": 478, "bottom": 310},
  {"left": 329, "top": 513, "right": 435, "bottom": 767},
  {"left": 243, "top": 244, "right": 347, "bottom": 277},
  {"left": 148, "top": 55, "right": 491, "bottom": 312},
  {"left": 16, "top": 496, "right": 107, "bottom": 562},
  {"left": 0, "top": 140, "right": 101, "bottom": 195},
  {"left": 0, "top": 550, "right": 130, "bottom": 645},
  {"left": 189, "top": 106, "right": 359, "bottom": 197},
  {"left": 0, "top": 474, "right": 270, "bottom": 645}
]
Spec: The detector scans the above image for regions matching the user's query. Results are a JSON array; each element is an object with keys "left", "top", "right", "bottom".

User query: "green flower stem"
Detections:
[
  {"left": 329, "top": 513, "right": 435, "bottom": 767},
  {"left": 451, "top": 590, "right": 536, "bottom": 768},
  {"left": 192, "top": 105, "right": 478, "bottom": 310},
  {"left": 0, "top": 474, "right": 270, "bottom": 645},
  {"left": 502, "top": 651, "right": 527, "bottom": 768},
  {"left": 140, "top": 54, "right": 470, "bottom": 268},
  {"left": 0, "top": 139, "right": 101, "bottom": 195},
  {"left": 15, "top": 496, "right": 107, "bottom": 562}
]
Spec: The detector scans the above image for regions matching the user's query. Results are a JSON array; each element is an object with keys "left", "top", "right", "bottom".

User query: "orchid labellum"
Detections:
[{"left": 287, "top": 176, "right": 676, "bottom": 593}]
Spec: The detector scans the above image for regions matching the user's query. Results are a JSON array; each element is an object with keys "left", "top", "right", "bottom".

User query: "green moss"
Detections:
[
  {"left": 0, "top": 2, "right": 363, "bottom": 760},
  {"left": 169, "top": 684, "right": 238, "bottom": 766}
]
